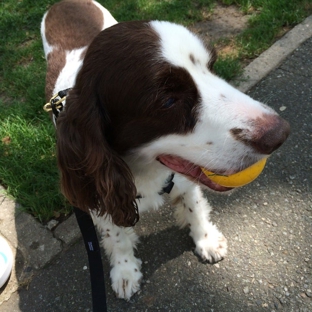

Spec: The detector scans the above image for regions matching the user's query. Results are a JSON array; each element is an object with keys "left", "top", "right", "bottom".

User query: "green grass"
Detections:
[
  {"left": 0, "top": 0, "right": 311, "bottom": 222},
  {"left": 213, "top": 56, "right": 243, "bottom": 81},
  {"left": 220, "top": 0, "right": 312, "bottom": 57},
  {"left": 0, "top": 114, "right": 69, "bottom": 220},
  {"left": 102, "top": 0, "right": 215, "bottom": 24}
]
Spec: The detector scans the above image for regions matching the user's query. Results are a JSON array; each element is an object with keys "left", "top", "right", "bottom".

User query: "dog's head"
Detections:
[{"left": 56, "top": 21, "right": 289, "bottom": 226}]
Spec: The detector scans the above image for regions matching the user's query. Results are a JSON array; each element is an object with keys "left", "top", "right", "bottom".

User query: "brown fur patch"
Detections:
[
  {"left": 189, "top": 54, "right": 196, "bottom": 65},
  {"left": 45, "top": 0, "right": 104, "bottom": 50},
  {"left": 45, "top": 48, "right": 66, "bottom": 100},
  {"left": 44, "top": 0, "right": 104, "bottom": 99},
  {"left": 56, "top": 21, "right": 201, "bottom": 226},
  {"left": 77, "top": 21, "right": 200, "bottom": 154}
]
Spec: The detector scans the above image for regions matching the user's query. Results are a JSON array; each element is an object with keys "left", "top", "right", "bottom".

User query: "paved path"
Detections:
[{"left": 1, "top": 15, "right": 312, "bottom": 312}]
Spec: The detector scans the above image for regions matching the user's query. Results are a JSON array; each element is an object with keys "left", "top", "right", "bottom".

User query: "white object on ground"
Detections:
[{"left": 0, "top": 235, "right": 13, "bottom": 288}]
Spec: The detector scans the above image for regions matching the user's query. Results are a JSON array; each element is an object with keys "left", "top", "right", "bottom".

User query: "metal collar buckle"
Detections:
[{"left": 43, "top": 89, "right": 70, "bottom": 120}]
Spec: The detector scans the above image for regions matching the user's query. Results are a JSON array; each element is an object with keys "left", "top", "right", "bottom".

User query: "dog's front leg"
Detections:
[
  {"left": 170, "top": 180, "right": 227, "bottom": 263},
  {"left": 91, "top": 213, "right": 142, "bottom": 300}
]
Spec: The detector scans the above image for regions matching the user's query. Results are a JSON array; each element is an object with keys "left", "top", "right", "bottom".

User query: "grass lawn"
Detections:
[{"left": 0, "top": 0, "right": 311, "bottom": 222}]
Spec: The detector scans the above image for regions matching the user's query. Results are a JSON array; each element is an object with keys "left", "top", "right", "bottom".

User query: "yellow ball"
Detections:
[{"left": 201, "top": 158, "right": 267, "bottom": 187}]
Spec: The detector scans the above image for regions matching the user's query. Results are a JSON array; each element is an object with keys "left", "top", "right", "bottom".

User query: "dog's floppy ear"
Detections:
[{"left": 56, "top": 87, "right": 139, "bottom": 227}]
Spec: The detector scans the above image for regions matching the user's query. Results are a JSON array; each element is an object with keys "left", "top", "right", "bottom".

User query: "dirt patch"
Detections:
[{"left": 189, "top": 3, "right": 249, "bottom": 46}]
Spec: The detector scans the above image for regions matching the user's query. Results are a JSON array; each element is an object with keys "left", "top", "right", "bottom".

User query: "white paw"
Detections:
[
  {"left": 110, "top": 257, "right": 143, "bottom": 300},
  {"left": 195, "top": 229, "right": 227, "bottom": 263}
]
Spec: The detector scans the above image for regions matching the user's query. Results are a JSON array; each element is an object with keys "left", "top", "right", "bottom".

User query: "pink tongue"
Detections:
[
  {"left": 158, "top": 155, "right": 196, "bottom": 174},
  {"left": 157, "top": 155, "right": 231, "bottom": 192}
]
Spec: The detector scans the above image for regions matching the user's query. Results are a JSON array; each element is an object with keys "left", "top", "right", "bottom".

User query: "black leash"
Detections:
[
  {"left": 44, "top": 91, "right": 107, "bottom": 311},
  {"left": 74, "top": 207, "right": 108, "bottom": 312}
]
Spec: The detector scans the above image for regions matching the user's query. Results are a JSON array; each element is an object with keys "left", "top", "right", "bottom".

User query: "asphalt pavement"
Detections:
[{"left": 0, "top": 17, "right": 311, "bottom": 312}]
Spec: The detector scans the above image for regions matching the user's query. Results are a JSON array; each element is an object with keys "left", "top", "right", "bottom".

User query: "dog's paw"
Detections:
[
  {"left": 110, "top": 257, "right": 143, "bottom": 300},
  {"left": 194, "top": 229, "right": 227, "bottom": 263}
]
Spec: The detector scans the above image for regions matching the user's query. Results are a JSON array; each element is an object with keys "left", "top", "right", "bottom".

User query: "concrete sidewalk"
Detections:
[{"left": 1, "top": 15, "right": 312, "bottom": 312}]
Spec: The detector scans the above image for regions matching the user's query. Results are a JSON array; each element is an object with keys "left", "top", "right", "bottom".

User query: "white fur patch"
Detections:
[
  {"left": 93, "top": 0, "right": 117, "bottom": 29},
  {"left": 53, "top": 47, "right": 86, "bottom": 95},
  {"left": 150, "top": 20, "right": 211, "bottom": 70},
  {"left": 91, "top": 212, "right": 142, "bottom": 300},
  {"left": 40, "top": 12, "right": 52, "bottom": 58}
]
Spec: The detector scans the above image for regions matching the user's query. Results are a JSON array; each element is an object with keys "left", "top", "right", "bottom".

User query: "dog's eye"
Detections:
[{"left": 162, "top": 98, "right": 176, "bottom": 109}]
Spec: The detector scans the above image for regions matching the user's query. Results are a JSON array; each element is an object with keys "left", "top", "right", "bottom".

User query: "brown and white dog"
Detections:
[{"left": 41, "top": 0, "right": 290, "bottom": 300}]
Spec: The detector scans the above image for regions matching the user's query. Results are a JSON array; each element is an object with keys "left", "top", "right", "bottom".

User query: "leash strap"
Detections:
[{"left": 74, "top": 207, "right": 107, "bottom": 312}]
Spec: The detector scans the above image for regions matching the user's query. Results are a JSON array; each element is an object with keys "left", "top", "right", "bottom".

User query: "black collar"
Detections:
[{"left": 136, "top": 173, "right": 175, "bottom": 199}]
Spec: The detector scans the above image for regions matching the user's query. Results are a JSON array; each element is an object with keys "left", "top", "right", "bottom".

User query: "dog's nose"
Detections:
[
  {"left": 231, "top": 115, "right": 290, "bottom": 155},
  {"left": 251, "top": 115, "right": 290, "bottom": 154}
]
